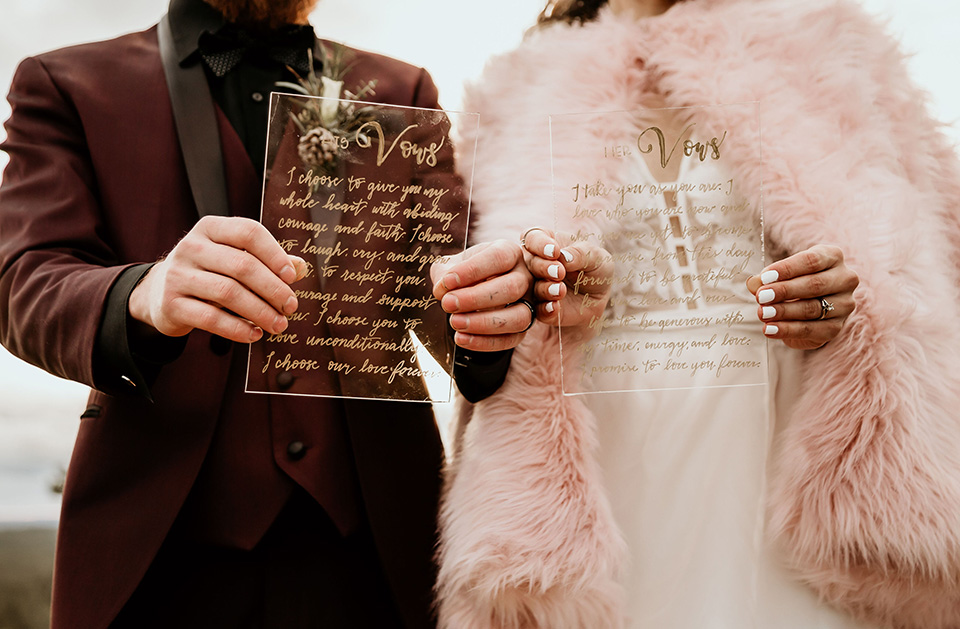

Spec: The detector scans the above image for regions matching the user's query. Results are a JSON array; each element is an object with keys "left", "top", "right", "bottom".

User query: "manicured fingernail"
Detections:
[
  {"left": 545, "top": 301, "right": 555, "bottom": 313},
  {"left": 274, "top": 316, "right": 288, "bottom": 332},
  {"left": 449, "top": 314, "right": 467, "bottom": 330},
  {"left": 764, "top": 324, "right": 778, "bottom": 336},
  {"left": 280, "top": 265, "right": 297, "bottom": 284},
  {"left": 250, "top": 326, "right": 263, "bottom": 342},
  {"left": 283, "top": 296, "right": 298, "bottom": 315},
  {"left": 560, "top": 249, "right": 574, "bottom": 263},
  {"left": 761, "top": 306, "right": 776, "bottom": 320},
  {"left": 548, "top": 264, "right": 561, "bottom": 279},
  {"left": 442, "top": 273, "right": 460, "bottom": 291},
  {"left": 548, "top": 283, "right": 562, "bottom": 297},
  {"left": 758, "top": 289, "right": 775, "bottom": 304},
  {"left": 544, "top": 244, "right": 556, "bottom": 257},
  {"left": 760, "top": 269, "right": 779, "bottom": 285}
]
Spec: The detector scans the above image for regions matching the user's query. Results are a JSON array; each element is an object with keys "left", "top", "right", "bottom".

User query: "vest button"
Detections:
[
  {"left": 287, "top": 441, "right": 307, "bottom": 461},
  {"left": 276, "top": 372, "right": 295, "bottom": 390}
]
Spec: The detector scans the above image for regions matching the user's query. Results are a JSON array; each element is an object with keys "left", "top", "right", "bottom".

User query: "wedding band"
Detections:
[
  {"left": 515, "top": 298, "right": 537, "bottom": 332},
  {"left": 818, "top": 297, "right": 835, "bottom": 320},
  {"left": 520, "top": 226, "right": 547, "bottom": 249}
]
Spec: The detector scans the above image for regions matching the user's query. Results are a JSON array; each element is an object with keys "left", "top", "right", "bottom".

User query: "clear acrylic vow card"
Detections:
[
  {"left": 246, "top": 93, "right": 478, "bottom": 402},
  {"left": 549, "top": 103, "right": 767, "bottom": 394}
]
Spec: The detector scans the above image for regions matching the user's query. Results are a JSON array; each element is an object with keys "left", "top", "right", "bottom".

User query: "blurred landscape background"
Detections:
[{"left": 1, "top": 0, "right": 957, "bottom": 626}]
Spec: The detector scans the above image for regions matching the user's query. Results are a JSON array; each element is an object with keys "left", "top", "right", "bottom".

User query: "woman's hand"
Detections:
[
  {"left": 521, "top": 228, "right": 614, "bottom": 328},
  {"left": 746, "top": 244, "right": 859, "bottom": 350}
]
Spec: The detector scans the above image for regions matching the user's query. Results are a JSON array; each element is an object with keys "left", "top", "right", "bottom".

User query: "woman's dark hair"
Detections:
[{"left": 537, "top": 0, "right": 609, "bottom": 25}]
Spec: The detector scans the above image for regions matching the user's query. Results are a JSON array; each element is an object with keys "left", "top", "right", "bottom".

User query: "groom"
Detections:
[{"left": 0, "top": 0, "right": 532, "bottom": 626}]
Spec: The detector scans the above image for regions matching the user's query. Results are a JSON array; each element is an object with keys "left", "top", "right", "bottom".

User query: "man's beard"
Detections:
[{"left": 204, "top": 0, "right": 318, "bottom": 30}]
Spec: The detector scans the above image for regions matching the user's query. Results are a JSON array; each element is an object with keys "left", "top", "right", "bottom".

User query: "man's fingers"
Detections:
[
  {"left": 289, "top": 255, "right": 310, "bottom": 281},
  {"left": 453, "top": 331, "right": 525, "bottom": 352},
  {"left": 433, "top": 240, "right": 522, "bottom": 295},
  {"left": 189, "top": 240, "right": 299, "bottom": 318},
  {"left": 439, "top": 268, "right": 530, "bottom": 313},
  {"left": 185, "top": 271, "right": 290, "bottom": 335},
  {"left": 165, "top": 297, "right": 267, "bottom": 343},
  {"left": 449, "top": 301, "right": 534, "bottom": 335},
  {"left": 196, "top": 215, "right": 298, "bottom": 284},
  {"left": 130, "top": 217, "right": 302, "bottom": 340}
]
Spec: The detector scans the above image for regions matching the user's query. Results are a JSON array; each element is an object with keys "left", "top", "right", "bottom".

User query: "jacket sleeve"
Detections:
[
  {"left": 409, "top": 66, "right": 515, "bottom": 402},
  {"left": 0, "top": 56, "right": 164, "bottom": 396}
]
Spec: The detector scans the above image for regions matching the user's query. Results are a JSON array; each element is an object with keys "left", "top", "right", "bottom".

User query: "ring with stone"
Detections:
[{"left": 818, "top": 297, "right": 835, "bottom": 320}]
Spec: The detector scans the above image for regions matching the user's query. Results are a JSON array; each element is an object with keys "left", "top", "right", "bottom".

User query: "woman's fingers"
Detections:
[
  {"left": 528, "top": 256, "right": 567, "bottom": 282},
  {"left": 520, "top": 227, "right": 559, "bottom": 259},
  {"left": 757, "top": 294, "right": 852, "bottom": 323},
  {"left": 761, "top": 317, "right": 845, "bottom": 350},
  {"left": 747, "top": 245, "right": 844, "bottom": 292},
  {"left": 754, "top": 266, "right": 859, "bottom": 305},
  {"left": 749, "top": 244, "right": 860, "bottom": 349},
  {"left": 533, "top": 278, "right": 566, "bottom": 302}
]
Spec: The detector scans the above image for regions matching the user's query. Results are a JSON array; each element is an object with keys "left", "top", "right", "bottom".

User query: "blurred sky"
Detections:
[{"left": 0, "top": 0, "right": 958, "bottom": 523}]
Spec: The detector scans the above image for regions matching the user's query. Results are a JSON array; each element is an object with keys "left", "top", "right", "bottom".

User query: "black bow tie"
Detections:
[{"left": 198, "top": 24, "right": 315, "bottom": 78}]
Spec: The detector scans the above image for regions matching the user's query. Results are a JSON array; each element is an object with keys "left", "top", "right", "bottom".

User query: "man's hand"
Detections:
[
  {"left": 431, "top": 240, "right": 534, "bottom": 352},
  {"left": 129, "top": 216, "right": 307, "bottom": 343}
]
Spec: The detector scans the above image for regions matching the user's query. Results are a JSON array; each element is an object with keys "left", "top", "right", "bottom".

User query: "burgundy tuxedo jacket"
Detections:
[{"left": 0, "top": 24, "right": 457, "bottom": 629}]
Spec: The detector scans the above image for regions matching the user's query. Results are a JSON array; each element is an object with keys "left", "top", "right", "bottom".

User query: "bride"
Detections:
[{"left": 434, "top": 0, "right": 960, "bottom": 627}]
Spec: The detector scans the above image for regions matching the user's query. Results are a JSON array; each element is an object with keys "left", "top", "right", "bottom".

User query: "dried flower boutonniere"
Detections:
[{"left": 276, "top": 43, "right": 378, "bottom": 173}]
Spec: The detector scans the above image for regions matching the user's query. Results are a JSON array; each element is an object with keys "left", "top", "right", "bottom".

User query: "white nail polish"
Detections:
[
  {"left": 544, "top": 244, "right": 555, "bottom": 257},
  {"left": 762, "top": 306, "right": 776, "bottom": 320},
  {"left": 548, "top": 283, "right": 561, "bottom": 296},
  {"left": 764, "top": 324, "right": 778, "bottom": 336},
  {"left": 760, "top": 269, "right": 779, "bottom": 285},
  {"left": 758, "top": 289, "right": 775, "bottom": 304},
  {"left": 560, "top": 249, "right": 574, "bottom": 263},
  {"left": 548, "top": 264, "right": 560, "bottom": 279},
  {"left": 545, "top": 302, "right": 555, "bottom": 313}
]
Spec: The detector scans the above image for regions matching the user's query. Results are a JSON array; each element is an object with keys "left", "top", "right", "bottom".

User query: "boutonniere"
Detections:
[{"left": 276, "top": 42, "right": 378, "bottom": 173}]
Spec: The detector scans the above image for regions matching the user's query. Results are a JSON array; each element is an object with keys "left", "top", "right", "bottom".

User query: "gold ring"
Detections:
[{"left": 520, "top": 226, "right": 548, "bottom": 249}]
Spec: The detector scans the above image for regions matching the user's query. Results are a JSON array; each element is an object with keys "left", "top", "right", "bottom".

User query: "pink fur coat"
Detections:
[{"left": 437, "top": 1, "right": 960, "bottom": 628}]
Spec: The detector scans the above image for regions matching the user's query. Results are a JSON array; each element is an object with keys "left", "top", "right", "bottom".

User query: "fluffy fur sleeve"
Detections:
[
  {"left": 436, "top": 21, "right": 630, "bottom": 629},
  {"left": 438, "top": 1, "right": 960, "bottom": 627}
]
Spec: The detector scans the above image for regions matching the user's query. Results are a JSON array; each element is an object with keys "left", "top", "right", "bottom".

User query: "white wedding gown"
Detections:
[{"left": 572, "top": 111, "right": 876, "bottom": 629}]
